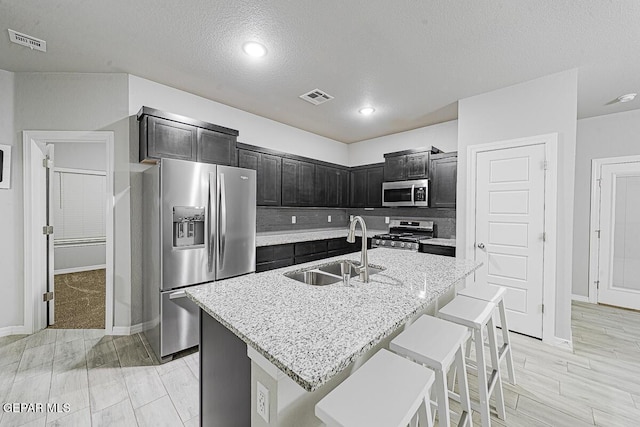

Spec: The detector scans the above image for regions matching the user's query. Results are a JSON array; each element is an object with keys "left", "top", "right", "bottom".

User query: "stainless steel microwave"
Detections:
[{"left": 382, "top": 179, "right": 429, "bottom": 207}]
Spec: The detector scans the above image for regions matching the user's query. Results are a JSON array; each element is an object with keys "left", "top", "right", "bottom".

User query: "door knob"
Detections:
[{"left": 477, "top": 243, "right": 485, "bottom": 249}]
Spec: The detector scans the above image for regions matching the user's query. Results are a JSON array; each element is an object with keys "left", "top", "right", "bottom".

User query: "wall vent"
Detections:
[
  {"left": 299, "top": 89, "right": 334, "bottom": 105},
  {"left": 8, "top": 29, "right": 47, "bottom": 52}
]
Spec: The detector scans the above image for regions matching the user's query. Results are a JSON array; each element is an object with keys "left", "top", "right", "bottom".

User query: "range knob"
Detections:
[
  {"left": 375, "top": 240, "right": 380, "bottom": 245},
  {"left": 380, "top": 241, "right": 385, "bottom": 246},
  {"left": 400, "top": 242, "right": 405, "bottom": 248},
  {"left": 390, "top": 241, "right": 395, "bottom": 247}
]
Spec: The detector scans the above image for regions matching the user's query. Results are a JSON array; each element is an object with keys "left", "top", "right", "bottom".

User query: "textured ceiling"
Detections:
[{"left": 1, "top": 1, "right": 639, "bottom": 143}]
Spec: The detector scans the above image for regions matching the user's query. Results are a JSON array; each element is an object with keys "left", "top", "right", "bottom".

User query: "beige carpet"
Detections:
[{"left": 50, "top": 269, "right": 106, "bottom": 329}]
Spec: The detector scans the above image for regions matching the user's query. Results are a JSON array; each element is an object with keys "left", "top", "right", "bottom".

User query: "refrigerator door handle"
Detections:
[
  {"left": 208, "top": 172, "right": 215, "bottom": 273},
  {"left": 219, "top": 172, "right": 227, "bottom": 268},
  {"left": 169, "top": 290, "right": 187, "bottom": 300}
]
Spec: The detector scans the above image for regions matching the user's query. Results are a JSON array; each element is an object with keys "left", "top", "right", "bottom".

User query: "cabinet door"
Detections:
[
  {"left": 430, "top": 154, "right": 457, "bottom": 208},
  {"left": 366, "top": 166, "right": 384, "bottom": 207},
  {"left": 338, "top": 169, "right": 350, "bottom": 207},
  {"left": 147, "top": 116, "right": 197, "bottom": 161},
  {"left": 281, "top": 158, "right": 299, "bottom": 206},
  {"left": 237, "top": 149, "right": 259, "bottom": 171},
  {"left": 384, "top": 155, "right": 405, "bottom": 181},
  {"left": 258, "top": 153, "right": 281, "bottom": 206},
  {"left": 298, "top": 161, "right": 315, "bottom": 206},
  {"left": 197, "top": 128, "right": 236, "bottom": 165},
  {"left": 314, "top": 165, "right": 329, "bottom": 206},
  {"left": 406, "top": 152, "right": 429, "bottom": 180},
  {"left": 350, "top": 169, "right": 367, "bottom": 207}
]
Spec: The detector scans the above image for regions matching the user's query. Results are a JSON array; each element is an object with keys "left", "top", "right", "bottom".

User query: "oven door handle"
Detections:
[{"left": 411, "top": 184, "right": 415, "bottom": 205}]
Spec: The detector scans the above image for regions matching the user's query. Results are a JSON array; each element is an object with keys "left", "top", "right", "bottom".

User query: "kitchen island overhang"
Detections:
[{"left": 187, "top": 247, "right": 481, "bottom": 426}]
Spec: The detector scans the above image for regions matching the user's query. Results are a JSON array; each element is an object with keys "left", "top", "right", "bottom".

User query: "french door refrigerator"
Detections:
[{"left": 142, "top": 158, "right": 256, "bottom": 361}]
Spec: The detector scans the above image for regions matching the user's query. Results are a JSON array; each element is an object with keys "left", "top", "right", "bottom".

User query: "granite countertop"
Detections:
[
  {"left": 256, "top": 227, "right": 389, "bottom": 247},
  {"left": 419, "top": 238, "right": 457, "bottom": 247},
  {"left": 186, "top": 248, "right": 480, "bottom": 392}
]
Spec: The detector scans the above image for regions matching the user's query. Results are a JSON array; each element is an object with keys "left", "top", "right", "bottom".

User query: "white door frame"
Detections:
[
  {"left": 588, "top": 155, "right": 640, "bottom": 304},
  {"left": 23, "top": 131, "right": 115, "bottom": 335},
  {"left": 466, "top": 133, "right": 558, "bottom": 344}
]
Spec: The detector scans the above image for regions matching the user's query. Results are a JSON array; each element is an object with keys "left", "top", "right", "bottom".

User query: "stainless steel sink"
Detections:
[
  {"left": 284, "top": 270, "right": 342, "bottom": 286},
  {"left": 284, "top": 260, "right": 385, "bottom": 286}
]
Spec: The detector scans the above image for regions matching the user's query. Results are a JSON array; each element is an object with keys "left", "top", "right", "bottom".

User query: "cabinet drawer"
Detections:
[
  {"left": 256, "top": 244, "right": 294, "bottom": 263},
  {"left": 256, "top": 258, "right": 294, "bottom": 272},
  {"left": 294, "top": 240, "right": 328, "bottom": 256},
  {"left": 419, "top": 244, "right": 456, "bottom": 257},
  {"left": 327, "top": 238, "right": 351, "bottom": 251},
  {"left": 294, "top": 253, "right": 327, "bottom": 265}
]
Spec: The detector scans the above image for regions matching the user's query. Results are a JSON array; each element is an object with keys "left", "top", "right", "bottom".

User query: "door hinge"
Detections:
[
  {"left": 543, "top": 160, "right": 549, "bottom": 170},
  {"left": 43, "top": 291, "right": 54, "bottom": 302},
  {"left": 541, "top": 304, "right": 545, "bottom": 314},
  {"left": 42, "top": 225, "right": 54, "bottom": 235},
  {"left": 42, "top": 156, "right": 51, "bottom": 168},
  {"left": 595, "top": 229, "right": 600, "bottom": 238},
  {"left": 595, "top": 280, "right": 600, "bottom": 289},
  {"left": 542, "top": 232, "right": 546, "bottom": 242}
]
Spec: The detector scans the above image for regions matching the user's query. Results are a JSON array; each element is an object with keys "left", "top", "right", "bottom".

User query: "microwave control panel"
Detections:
[{"left": 414, "top": 186, "right": 427, "bottom": 202}]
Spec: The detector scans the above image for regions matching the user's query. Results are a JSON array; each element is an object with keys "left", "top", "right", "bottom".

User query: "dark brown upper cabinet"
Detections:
[
  {"left": 350, "top": 164, "right": 384, "bottom": 207},
  {"left": 138, "top": 106, "right": 238, "bottom": 165},
  {"left": 383, "top": 147, "right": 442, "bottom": 182},
  {"left": 238, "top": 149, "right": 281, "bottom": 206},
  {"left": 197, "top": 128, "right": 237, "bottom": 166},
  {"left": 282, "top": 158, "right": 315, "bottom": 206},
  {"left": 315, "top": 166, "right": 350, "bottom": 207},
  {"left": 429, "top": 152, "right": 457, "bottom": 209}
]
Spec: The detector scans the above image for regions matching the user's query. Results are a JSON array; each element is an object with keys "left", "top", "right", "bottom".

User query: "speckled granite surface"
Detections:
[
  {"left": 256, "top": 227, "right": 388, "bottom": 247},
  {"left": 186, "top": 248, "right": 480, "bottom": 391},
  {"left": 420, "top": 238, "right": 457, "bottom": 247}
]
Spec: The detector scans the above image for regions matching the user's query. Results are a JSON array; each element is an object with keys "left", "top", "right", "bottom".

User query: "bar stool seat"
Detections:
[
  {"left": 458, "top": 284, "right": 516, "bottom": 385},
  {"left": 315, "top": 349, "right": 435, "bottom": 427},
  {"left": 390, "top": 315, "right": 473, "bottom": 427},
  {"left": 438, "top": 296, "right": 506, "bottom": 427}
]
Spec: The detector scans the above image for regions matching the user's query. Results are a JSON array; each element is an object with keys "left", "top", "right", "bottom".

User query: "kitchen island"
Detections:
[{"left": 186, "top": 247, "right": 480, "bottom": 426}]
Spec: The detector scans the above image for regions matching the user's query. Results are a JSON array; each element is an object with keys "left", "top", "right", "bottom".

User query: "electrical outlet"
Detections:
[
  {"left": 327, "top": 215, "right": 332, "bottom": 223},
  {"left": 291, "top": 216, "right": 296, "bottom": 224},
  {"left": 385, "top": 216, "right": 390, "bottom": 224},
  {"left": 349, "top": 215, "right": 354, "bottom": 222},
  {"left": 257, "top": 381, "right": 269, "bottom": 422}
]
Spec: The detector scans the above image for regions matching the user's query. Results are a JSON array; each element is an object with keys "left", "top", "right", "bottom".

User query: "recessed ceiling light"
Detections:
[
  {"left": 359, "top": 107, "right": 375, "bottom": 116},
  {"left": 242, "top": 41, "right": 267, "bottom": 57},
  {"left": 617, "top": 93, "right": 637, "bottom": 103}
]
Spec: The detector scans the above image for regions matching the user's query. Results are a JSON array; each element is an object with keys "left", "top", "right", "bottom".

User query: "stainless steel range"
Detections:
[{"left": 372, "top": 219, "right": 435, "bottom": 251}]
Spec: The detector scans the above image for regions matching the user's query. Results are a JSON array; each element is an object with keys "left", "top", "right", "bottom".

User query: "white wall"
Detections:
[
  {"left": 348, "top": 120, "right": 458, "bottom": 166},
  {"left": 0, "top": 70, "right": 21, "bottom": 330},
  {"left": 13, "top": 72, "right": 132, "bottom": 329},
  {"left": 128, "top": 75, "right": 349, "bottom": 165},
  {"left": 573, "top": 109, "right": 640, "bottom": 297},
  {"left": 54, "top": 142, "right": 106, "bottom": 171},
  {"left": 457, "top": 69, "right": 578, "bottom": 342}
]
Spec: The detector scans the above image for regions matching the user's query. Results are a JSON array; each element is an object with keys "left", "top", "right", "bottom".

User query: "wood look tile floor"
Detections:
[{"left": 0, "top": 301, "right": 639, "bottom": 426}]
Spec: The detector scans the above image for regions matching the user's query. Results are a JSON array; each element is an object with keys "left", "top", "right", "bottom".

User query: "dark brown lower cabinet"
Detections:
[
  {"left": 419, "top": 244, "right": 456, "bottom": 257},
  {"left": 255, "top": 238, "right": 372, "bottom": 273}
]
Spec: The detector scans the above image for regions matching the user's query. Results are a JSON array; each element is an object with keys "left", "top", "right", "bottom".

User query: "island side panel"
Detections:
[{"left": 200, "top": 309, "right": 251, "bottom": 427}]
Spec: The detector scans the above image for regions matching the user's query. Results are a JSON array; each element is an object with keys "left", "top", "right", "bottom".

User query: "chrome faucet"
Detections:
[{"left": 347, "top": 216, "right": 369, "bottom": 283}]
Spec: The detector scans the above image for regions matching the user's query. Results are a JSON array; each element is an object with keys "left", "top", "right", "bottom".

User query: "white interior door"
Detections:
[
  {"left": 597, "top": 161, "right": 640, "bottom": 309},
  {"left": 475, "top": 144, "right": 546, "bottom": 338},
  {"left": 46, "top": 144, "right": 55, "bottom": 326}
]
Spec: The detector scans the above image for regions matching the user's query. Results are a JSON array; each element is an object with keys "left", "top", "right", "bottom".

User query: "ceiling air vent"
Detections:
[
  {"left": 299, "top": 89, "right": 334, "bottom": 106},
  {"left": 8, "top": 29, "right": 47, "bottom": 52}
]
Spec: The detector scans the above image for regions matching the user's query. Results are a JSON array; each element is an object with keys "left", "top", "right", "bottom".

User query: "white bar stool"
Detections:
[
  {"left": 390, "top": 315, "right": 473, "bottom": 427},
  {"left": 315, "top": 349, "right": 435, "bottom": 427},
  {"left": 438, "top": 296, "right": 506, "bottom": 427},
  {"left": 458, "top": 284, "right": 516, "bottom": 385}
]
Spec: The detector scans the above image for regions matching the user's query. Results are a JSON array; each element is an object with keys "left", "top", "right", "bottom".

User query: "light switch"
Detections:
[
  {"left": 385, "top": 217, "right": 390, "bottom": 224},
  {"left": 328, "top": 215, "right": 332, "bottom": 223},
  {"left": 291, "top": 216, "right": 296, "bottom": 224}
]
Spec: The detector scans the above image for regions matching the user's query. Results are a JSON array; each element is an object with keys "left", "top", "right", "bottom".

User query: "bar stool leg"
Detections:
[
  {"left": 454, "top": 346, "right": 473, "bottom": 427},
  {"left": 497, "top": 299, "right": 516, "bottom": 385},
  {"left": 487, "top": 316, "right": 506, "bottom": 420},
  {"left": 474, "top": 328, "right": 491, "bottom": 427},
  {"left": 418, "top": 396, "right": 433, "bottom": 427},
  {"left": 434, "top": 369, "right": 451, "bottom": 427}
]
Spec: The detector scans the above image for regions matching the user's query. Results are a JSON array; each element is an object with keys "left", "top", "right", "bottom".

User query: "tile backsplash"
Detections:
[{"left": 257, "top": 206, "right": 456, "bottom": 238}]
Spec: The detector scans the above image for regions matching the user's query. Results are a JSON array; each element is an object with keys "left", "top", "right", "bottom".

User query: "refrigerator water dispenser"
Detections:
[{"left": 172, "top": 206, "right": 205, "bottom": 248}]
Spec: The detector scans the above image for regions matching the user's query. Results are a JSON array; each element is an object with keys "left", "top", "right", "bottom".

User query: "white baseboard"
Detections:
[
  {"left": 571, "top": 294, "right": 590, "bottom": 303},
  {"left": 54, "top": 264, "right": 107, "bottom": 275},
  {"left": 110, "top": 323, "right": 144, "bottom": 336},
  {"left": 0, "top": 325, "right": 31, "bottom": 338}
]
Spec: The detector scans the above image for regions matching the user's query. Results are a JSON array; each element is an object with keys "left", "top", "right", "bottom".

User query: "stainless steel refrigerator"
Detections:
[{"left": 142, "top": 158, "right": 256, "bottom": 361}]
